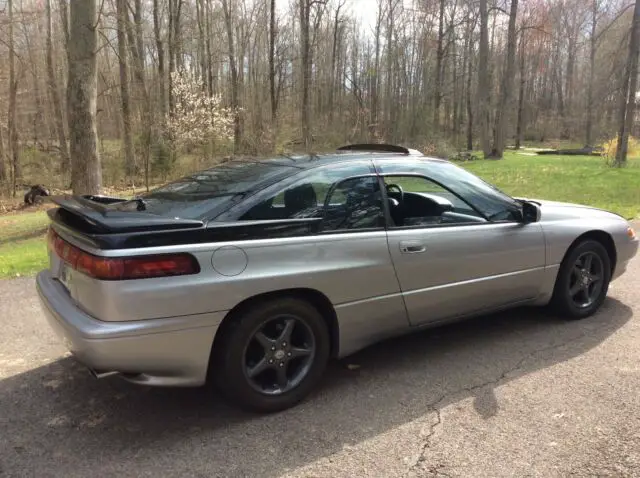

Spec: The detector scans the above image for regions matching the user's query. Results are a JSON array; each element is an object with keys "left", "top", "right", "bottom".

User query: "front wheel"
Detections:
[
  {"left": 213, "top": 297, "right": 330, "bottom": 413},
  {"left": 551, "top": 239, "right": 612, "bottom": 320}
]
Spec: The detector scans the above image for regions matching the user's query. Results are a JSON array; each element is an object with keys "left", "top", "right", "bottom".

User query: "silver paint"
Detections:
[{"left": 37, "top": 158, "right": 639, "bottom": 387}]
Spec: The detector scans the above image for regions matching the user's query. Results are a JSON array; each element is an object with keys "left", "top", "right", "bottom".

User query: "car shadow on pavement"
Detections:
[{"left": 0, "top": 298, "right": 632, "bottom": 477}]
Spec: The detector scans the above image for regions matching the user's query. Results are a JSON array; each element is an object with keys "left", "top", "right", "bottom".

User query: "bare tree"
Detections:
[
  {"left": 586, "top": 0, "right": 599, "bottom": 146},
  {"left": 433, "top": 0, "right": 445, "bottom": 131},
  {"left": 515, "top": 28, "right": 526, "bottom": 150},
  {"left": 269, "top": 0, "right": 278, "bottom": 123},
  {"left": 46, "top": 0, "right": 70, "bottom": 175},
  {"left": 0, "top": 125, "right": 6, "bottom": 183},
  {"left": 8, "top": 0, "right": 21, "bottom": 195},
  {"left": 489, "top": 0, "right": 519, "bottom": 159},
  {"left": 116, "top": 0, "right": 135, "bottom": 178},
  {"left": 299, "top": 0, "right": 312, "bottom": 149},
  {"left": 615, "top": 0, "right": 640, "bottom": 166},
  {"left": 478, "top": 0, "right": 491, "bottom": 157},
  {"left": 153, "top": 0, "right": 166, "bottom": 120},
  {"left": 67, "top": 0, "right": 102, "bottom": 194},
  {"left": 221, "top": 0, "right": 242, "bottom": 151}
]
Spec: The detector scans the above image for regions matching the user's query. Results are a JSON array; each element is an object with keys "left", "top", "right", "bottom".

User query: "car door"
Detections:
[
  {"left": 218, "top": 160, "right": 411, "bottom": 355},
  {"left": 377, "top": 160, "right": 546, "bottom": 327}
]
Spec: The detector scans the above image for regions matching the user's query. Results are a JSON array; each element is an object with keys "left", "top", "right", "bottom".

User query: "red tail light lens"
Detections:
[{"left": 48, "top": 227, "right": 200, "bottom": 280}]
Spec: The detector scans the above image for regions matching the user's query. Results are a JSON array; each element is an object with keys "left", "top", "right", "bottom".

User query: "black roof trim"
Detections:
[{"left": 337, "top": 143, "right": 411, "bottom": 154}]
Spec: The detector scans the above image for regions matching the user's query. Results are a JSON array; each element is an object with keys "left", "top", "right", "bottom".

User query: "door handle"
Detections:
[{"left": 399, "top": 241, "right": 426, "bottom": 254}]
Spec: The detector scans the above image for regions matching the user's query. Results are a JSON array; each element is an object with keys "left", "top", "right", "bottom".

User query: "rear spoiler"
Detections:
[{"left": 48, "top": 195, "right": 205, "bottom": 234}]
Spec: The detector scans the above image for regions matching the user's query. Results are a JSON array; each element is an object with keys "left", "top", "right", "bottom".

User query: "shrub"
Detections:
[{"left": 602, "top": 135, "right": 640, "bottom": 163}]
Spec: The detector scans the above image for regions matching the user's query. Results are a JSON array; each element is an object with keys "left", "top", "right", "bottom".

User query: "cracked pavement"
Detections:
[{"left": 1, "top": 243, "right": 639, "bottom": 477}]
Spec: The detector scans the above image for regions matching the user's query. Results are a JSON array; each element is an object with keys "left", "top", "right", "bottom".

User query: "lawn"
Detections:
[
  {"left": 0, "top": 152, "right": 638, "bottom": 279},
  {"left": 0, "top": 211, "right": 50, "bottom": 278},
  {"left": 465, "top": 151, "right": 640, "bottom": 220}
]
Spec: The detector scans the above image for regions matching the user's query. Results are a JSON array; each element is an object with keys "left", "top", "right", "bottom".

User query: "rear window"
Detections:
[{"left": 108, "top": 160, "right": 298, "bottom": 219}]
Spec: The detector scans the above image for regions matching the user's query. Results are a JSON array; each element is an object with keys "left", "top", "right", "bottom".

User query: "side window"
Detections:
[
  {"left": 323, "top": 176, "right": 384, "bottom": 231},
  {"left": 383, "top": 175, "right": 487, "bottom": 228},
  {"left": 240, "top": 171, "right": 383, "bottom": 231}
]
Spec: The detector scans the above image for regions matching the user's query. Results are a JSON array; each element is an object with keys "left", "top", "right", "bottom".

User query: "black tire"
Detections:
[
  {"left": 212, "top": 297, "right": 330, "bottom": 413},
  {"left": 551, "top": 239, "right": 612, "bottom": 320}
]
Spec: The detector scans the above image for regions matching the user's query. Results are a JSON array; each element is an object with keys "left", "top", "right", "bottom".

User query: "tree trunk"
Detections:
[
  {"left": 46, "top": 0, "right": 71, "bottom": 176},
  {"left": 0, "top": 124, "right": 6, "bottom": 183},
  {"left": 515, "top": 31, "right": 526, "bottom": 150},
  {"left": 153, "top": 0, "right": 166, "bottom": 120},
  {"left": 168, "top": 0, "right": 175, "bottom": 114},
  {"left": 300, "top": 0, "right": 312, "bottom": 149},
  {"left": 58, "top": 0, "right": 70, "bottom": 56},
  {"left": 615, "top": 0, "right": 640, "bottom": 166},
  {"left": 490, "top": 0, "right": 518, "bottom": 159},
  {"left": 116, "top": 0, "right": 136, "bottom": 178},
  {"left": 371, "top": 3, "right": 383, "bottom": 139},
  {"left": 269, "top": 0, "right": 278, "bottom": 122},
  {"left": 205, "top": 0, "right": 214, "bottom": 97},
  {"left": 131, "top": 0, "right": 150, "bottom": 191},
  {"left": 466, "top": 28, "right": 474, "bottom": 151},
  {"left": 478, "top": 0, "right": 491, "bottom": 158},
  {"left": 328, "top": 1, "right": 344, "bottom": 123},
  {"left": 22, "top": 18, "right": 45, "bottom": 150},
  {"left": 67, "top": 0, "right": 102, "bottom": 194},
  {"left": 196, "top": 0, "right": 206, "bottom": 89},
  {"left": 222, "top": 0, "right": 242, "bottom": 151},
  {"left": 586, "top": 0, "right": 597, "bottom": 146},
  {"left": 8, "top": 0, "right": 20, "bottom": 196},
  {"left": 433, "top": 0, "right": 445, "bottom": 131}
]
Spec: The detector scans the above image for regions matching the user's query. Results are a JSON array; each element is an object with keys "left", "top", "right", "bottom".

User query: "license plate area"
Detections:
[{"left": 58, "top": 261, "right": 73, "bottom": 292}]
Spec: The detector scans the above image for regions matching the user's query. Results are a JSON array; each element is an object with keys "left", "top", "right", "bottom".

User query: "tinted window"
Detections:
[
  {"left": 240, "top": 168, "right": 383, "bottom": 231},
  {"left": 378, "top": 160, "right": 520, "bottom": 221},
  {"left": 383, "top": 175, "right": 485, "bottom": 227},
  {"left": 323, "top": 177, "right": 384, "bottom": 230},
  {"left": 106, "top": 160, "right": 297, "bottom": 219}
]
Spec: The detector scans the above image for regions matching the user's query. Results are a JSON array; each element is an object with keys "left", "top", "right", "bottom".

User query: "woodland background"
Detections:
[{"left": 0, "top": 0, "right": 639, "bottom": 196}]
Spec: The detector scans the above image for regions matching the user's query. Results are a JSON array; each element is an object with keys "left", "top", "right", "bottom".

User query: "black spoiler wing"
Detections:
[{"left": 48, "top": 195, "right": 205, "bottom": 234}]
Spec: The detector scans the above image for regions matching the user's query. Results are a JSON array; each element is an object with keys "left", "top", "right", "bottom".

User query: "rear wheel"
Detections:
[
  {"left": 213, "top": 297, "right": 330, "bottom": 413},
  {"left": 551, "top": 239, "right": 611, "bottom": 320}
]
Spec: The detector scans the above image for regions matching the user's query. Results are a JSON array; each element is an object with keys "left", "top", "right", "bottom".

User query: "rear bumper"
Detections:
[{"left": 36, "top": 270, "right": 227, "bottom": 387}]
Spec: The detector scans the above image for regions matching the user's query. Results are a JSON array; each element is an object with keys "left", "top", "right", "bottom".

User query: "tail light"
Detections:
[{"left": 47, "top": 227, "right": 200, "bottom": 280}]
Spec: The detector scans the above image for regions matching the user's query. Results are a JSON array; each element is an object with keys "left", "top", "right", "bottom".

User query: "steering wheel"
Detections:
[{"left": 386, "top": 183, "right": 404, "bottom": 206}]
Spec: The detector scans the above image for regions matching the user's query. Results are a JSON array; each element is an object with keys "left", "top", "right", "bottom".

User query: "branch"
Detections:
[
  {"left": 488, "top": 6, "right": 508, "bottom": 16},
  {"left": 93, "top": 0, "right": 107, "bottom": 30},
  {"left": 595, "top": 3, "right": 635, "bottom": 43}
]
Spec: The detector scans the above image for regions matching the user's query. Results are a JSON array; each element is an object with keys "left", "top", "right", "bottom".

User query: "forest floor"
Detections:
[{"left": 0, "top": 151, "right": 638, "bottom": 279}]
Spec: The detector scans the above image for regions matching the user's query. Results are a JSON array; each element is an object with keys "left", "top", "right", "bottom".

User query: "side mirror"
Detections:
[{"left": 521, "top": 201, "right": 541, "bottom": 224}]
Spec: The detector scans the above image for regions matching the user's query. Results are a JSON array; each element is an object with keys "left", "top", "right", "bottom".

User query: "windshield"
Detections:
[
  {"left": 425, "top": 161, "right": 520, "bottom": 219},
  {"left": 106, "top": 160, "right": 298, "bottom": 219}
]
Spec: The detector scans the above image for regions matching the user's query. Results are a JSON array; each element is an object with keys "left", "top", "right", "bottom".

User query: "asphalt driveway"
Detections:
[{"left": 1, "top": 251, "right": 639, "bottom": 477}]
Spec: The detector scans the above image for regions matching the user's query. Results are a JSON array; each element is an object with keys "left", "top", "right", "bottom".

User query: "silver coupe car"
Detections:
[{"left": 36, "top": 144, "right": 638, "bottom": 412}]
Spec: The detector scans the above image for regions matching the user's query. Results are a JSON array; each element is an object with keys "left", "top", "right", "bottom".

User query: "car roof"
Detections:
[{"left": 254, "top": 144, "right": 447, "bottom": 171}]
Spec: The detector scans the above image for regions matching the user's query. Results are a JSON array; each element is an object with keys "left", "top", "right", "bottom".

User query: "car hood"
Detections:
[{"left": 519, "top": 198, "right": 626, "bottom": 222}]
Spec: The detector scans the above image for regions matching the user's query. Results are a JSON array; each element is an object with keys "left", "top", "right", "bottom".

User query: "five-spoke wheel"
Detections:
[
  {"left": 244, "top": 316, "right": 315, "bottom": 395},
  {"left": 568, "top": 251, "right": 605, "bottom": 309},
  {"left": 212, "top": 297, "right": 330, "bottom": 413},
  {"left": 552, "top": 239, "right": 611, "bottom": 319}
]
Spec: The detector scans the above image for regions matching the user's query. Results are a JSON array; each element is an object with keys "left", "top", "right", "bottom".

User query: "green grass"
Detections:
[
  {"left": 461, "top": 152, "right": 640, "bottom": 220},
  {"left": 0, "top": 152, "right": 639, "bottom": 279},
  {"left": 0, "top": 211, "right": 49, "bottom": 279},
  {"left": 0, "top": 236, "right": 47, "bottom": 278}
]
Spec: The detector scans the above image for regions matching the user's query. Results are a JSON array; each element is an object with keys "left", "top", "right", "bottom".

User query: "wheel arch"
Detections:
[
  {"left": 211, "top": 288, "right": 340, "bottom": 362},
  {"left": 564, "top": 230, "right": 617, "bottom": 275}
]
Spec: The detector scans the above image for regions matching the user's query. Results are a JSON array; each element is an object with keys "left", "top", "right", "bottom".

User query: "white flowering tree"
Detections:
[{"left": 167, "top": 71, "right": 236, "bottom": 151}]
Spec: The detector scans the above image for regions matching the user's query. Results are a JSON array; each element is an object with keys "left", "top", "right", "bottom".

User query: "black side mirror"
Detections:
[{"left": 521, "top": 201, "right": 541, "bottom": 224}]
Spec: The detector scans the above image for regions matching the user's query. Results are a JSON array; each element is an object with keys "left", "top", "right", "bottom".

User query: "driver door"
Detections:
[{"left": 381, "top": 173, "right": 546, "bottom": 327}]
